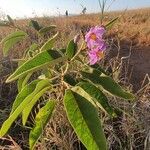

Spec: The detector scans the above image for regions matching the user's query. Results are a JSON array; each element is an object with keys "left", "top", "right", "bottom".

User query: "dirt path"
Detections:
[
  {"left": 107, "top": 39, "right": 150, "bottom": 92},
  {"left": 130, "top": 46, "right": 150, "bottom": 91}
]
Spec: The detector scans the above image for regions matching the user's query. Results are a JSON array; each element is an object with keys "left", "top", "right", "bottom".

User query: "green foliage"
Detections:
[
  {"left": 29, "top": 20, "right": 42, "bottom": 31},
  {"left": 81, "top": 68, "right": 135, "bottom": 100},
  {"left": 64, "top": 74, "right": 77, "bottom": 86},
  {"left": 24, "top": 43, "right": 39, "bottom": 57},
  {"left": 0, "top": 15, "right": 14, "bottom": 27},
  {"left": 0, "top": 79, "right": 51, "bottom": 137},
  {"left": 76, "top": 82, "right": 116, "bottom": 117},
  {"left": 39, "top": 25, "right": 56, "bottom": 35},
  {"left": 29, "top": 100, "right": 56, "bottom": 150},
  {"left": 22, "top": 85, "right": 51, "bottom": 125},
  {"left": 11, "top": 80, "right": 39, "bottom": 114},
  {"left": 1, "top": 30, "right": 27, "bottom": 56},
  {"left": 6, "top": 49, "right": 65, "bottom": 83},
  {"left": 17, "top": 73, "right": 33, "bottom": 92},
  {"left": 105, "top": 17, "right": 119, "bottom": 29},
  {"left": 66, "top": 39, "right": 78, "bottom": 59},
  {"left": 7, "top": 15, "right": 15, "bottom": 26},
  {"left": 40, "top": 32, "right": 58, "bottom": 51},
  {"left": 64, "top": 90, "right": 107, "bottom": 150}
]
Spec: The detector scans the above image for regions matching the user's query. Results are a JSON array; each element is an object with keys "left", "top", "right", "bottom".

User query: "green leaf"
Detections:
[
  {"left": 13, "top": 79, "right": 50, "bottom": 116},
  {"left": 6, "top": 49, "right": 66, "bottom": 83},
  {"left": 17, "top": 60, "right": 31, "bottom": 92},
  {"left": 29, "top": 20, "right": 42, "bottom": 31},
  {"left": 17, "top": 73, "right": 32, "bottom": 92},
  {"left": 21, "top": 73, "right": 32, "bottom": 87},
  {"left": 105, "top": 17, "right": 119, "bottom": 29},
  {"left": 1, "top": 31, "right": 27, "bottom": 56},
  {"left": 76, "top": 82, "right": 116, "bottom": 117},
  {"left": 66, "top": 39, "right": 77, "bottom": 59},
  {"left": 64, "top": 90, "right": 107, "bottom": 150},
  {"left": 91, "top": 64, "right": 109, "bottom": 75},
  {"left": 0, "top": 79, "right": 50, "bottom": 137},
  {"left": 81, "top": 67, "right": 102, "bottom": 83},
  {"left": 11, "top": 80, "right": 39, "bottom": 114},
  {"left": 39, "top": 25, "right": 56, "bottom": 35},
  {"left": 41, "top": 67, "right": 52, "bottom": 78},
  {"left": 7, "top": 15, "right": 14, "bottom": 26},
  {"left": 64, "top": 74, "right": 77, "bottom": 86},
  {"left": 22, "top": 85, "right": 51, "bottom": 125},
  {"left": 81, "top": 68, "right": 135, "bottom": 100},
  {"left": 59, "top": 48, "right": 66, "bottom": 54},
  {"left": 40, "top": 32, "right": 58, "bottom": 51},
  {"left": 29, "top": 100, "right": 56, "bottom": 150}
]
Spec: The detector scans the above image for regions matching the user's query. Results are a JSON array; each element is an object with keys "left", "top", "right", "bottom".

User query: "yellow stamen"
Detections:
[
  {"left": 97, "top": 51, "right": 104, "bottom": 59},
  {"left": 90, "top": 33, "right": 97, "bottom": 41}
]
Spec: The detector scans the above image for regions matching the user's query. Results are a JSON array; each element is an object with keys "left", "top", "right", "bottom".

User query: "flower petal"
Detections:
[
  {"left": 88, "top": 50, "right": 99, "bottom": 65},
  {"left": 85, "top": 26, "right": 106, "bottom": 65}
]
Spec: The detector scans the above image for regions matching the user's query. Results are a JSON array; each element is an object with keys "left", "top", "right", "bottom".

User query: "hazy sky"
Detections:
[{"left": 0, "top": 0, "right": 149, "bottom": 18}]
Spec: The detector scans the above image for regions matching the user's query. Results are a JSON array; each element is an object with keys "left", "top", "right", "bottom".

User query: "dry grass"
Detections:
[{"left": 0, "top": 8, "right": 150, "bottom": 149}]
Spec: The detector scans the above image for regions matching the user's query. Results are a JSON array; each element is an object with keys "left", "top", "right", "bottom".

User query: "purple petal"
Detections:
[
  {"left": 87, "top": 39, "right": 106, "bottom": 51},
  {"left": 88, "top": 50, "right": 99, "bottom": 65},
  {"left": 100, "top": 43, "right": 107, "bottom": 51},
  {"left": 94, "top": 26, "right": 105, "bottom": 36},
  {"left": 85, "top": 26, "right": 106, "bottom": 64},
  {"left": 85, "top": 27, "right": 95, "bottom": 42}
]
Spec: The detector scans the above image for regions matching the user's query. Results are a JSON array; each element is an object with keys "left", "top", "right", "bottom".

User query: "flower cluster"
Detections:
[{"left": 85, "top": 26, "right": 106, "bottom": 65}]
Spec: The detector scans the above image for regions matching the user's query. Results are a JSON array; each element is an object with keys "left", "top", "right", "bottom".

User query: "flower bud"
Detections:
[{"left": 74, "top": 34, "right": 80, "bottom": 44}]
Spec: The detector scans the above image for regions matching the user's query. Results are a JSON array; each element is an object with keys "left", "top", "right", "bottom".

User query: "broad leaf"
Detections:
[
  {"left": 17, "top": 59, "right": 31, "bottom": 92},
  {"left": 81, "top": 67, "right": 102, "bottom": 83},
  {"left": 0, "top": 80, "right": 50, "bottom": 137},
  {"left": 66, "top": 39, "right": 77, "bottom": 59},
  {"left": 13, "top": 79, "right": 50, "bottom": 116},
  {"left": 29, "top": 100, "right": 56, "bottom": 150},
  {"left": 7, "top": 15, "right": 14, "bottom": 26},
  {"left": 105, "top": 17, "right": 119, "bottom": 29},
  {"left": 1, "top": 31, "right": 27, "bottom": 56},
  {"left": 76, "top": 82, "right": 116, "bottom": 117},
  {"left": 40, "top": 32, "right": 58, "bottom": 51},
  {"left": 11, "top": 80, "right": 39, "bottom": 114},
  {"left": 81, "top": 68, "right": 135, "bottom": 99},
  {"left": 91, "top": 64, "right": 108, "bottom": 75},
  {"left": 39, "top": 25, "right": 56, "bottom": 35},
  {"left": 6, "top": 49, "right": 66, "bottom": 83},
  {"left": 17, "top": 73, "right": 32, "bottom": 92},
  {"left": 22, "top": 86, "right": 51, "bottom": 125},
  {"left": 64, "top": 74, "right": 77, "bottom": 86},
  {"left": 29, "top": 20, "right": 42, "bottom": 31},
  {"left": 64, "top": 90, "right": 107, "bottom": 150}
]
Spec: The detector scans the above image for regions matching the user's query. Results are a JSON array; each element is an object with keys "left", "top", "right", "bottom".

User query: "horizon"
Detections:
[{"left": 0, "top": 0, "right": 150, "bottom": 19}]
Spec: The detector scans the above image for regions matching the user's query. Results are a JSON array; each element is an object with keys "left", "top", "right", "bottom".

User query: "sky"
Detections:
[{"left": 0, "top": 0, "right": 149, "bottom": 18}]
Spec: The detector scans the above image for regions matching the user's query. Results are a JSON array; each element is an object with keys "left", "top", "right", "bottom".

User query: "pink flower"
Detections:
[
  {"left": 85, "top": 26, "right": 105, "bottom": 50},
  {"left": 85, "top": 26, "right": 106, "bottom": 65},
  {"left": 88, "top": 49, "right": 104, "bottom": 65}
]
